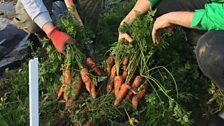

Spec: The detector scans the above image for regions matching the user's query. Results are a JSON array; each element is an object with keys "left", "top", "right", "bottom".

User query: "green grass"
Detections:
[{"left": 0, "top": 0, "right": 223, "bottom": 126}]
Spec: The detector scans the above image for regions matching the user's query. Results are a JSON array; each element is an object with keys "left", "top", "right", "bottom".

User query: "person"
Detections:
[
  {"left": 11, "top": 0, "right": 102, "bottom": 55},
  {"left": 118, "top": 0, "right": 224, "bottom": 125}
]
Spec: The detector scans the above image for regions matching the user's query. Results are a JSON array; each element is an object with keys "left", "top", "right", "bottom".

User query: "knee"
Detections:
[
  {"left": 196, "top": 30, "right": 224, "bottom": 89},
  {"left": 11, "top": 0, "right": 42, "bottom": 34}
]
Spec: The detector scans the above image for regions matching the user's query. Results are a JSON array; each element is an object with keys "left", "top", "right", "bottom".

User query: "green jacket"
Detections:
[{"left": 150, "top": 0, "right": 224, "bottom": 30}]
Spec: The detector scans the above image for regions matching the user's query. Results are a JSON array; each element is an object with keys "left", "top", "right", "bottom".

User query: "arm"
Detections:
[
  {"left": 21, "top": 0, "right": 75, "bottom": 54},
  {"left": 20, "top": 0, "right": 53, "bottom": 34},
  {"left": 119, "top": 0, "right": 155, "bottom": 42},
  {"left": 152, "top": 11, "right": 194, "bottom": 44},
  {"left": 64, "top": 0, "right": 83, "bottom": 25},
  {"left": 162, "top": 11, "right": 194, "bottom": 28},
  {"left": 120, "top": 0, "right": 153, "bottom": 25}
]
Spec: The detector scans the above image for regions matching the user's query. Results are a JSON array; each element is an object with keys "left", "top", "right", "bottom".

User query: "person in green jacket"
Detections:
[{"left": 119, "top": 0, "right": 224, "bottom": 125}]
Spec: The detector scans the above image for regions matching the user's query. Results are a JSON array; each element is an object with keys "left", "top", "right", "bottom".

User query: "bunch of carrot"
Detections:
[
  {"left": 56, "top": 45, "right": 102, "bottom": 109},
  {"left": 106, "top": 53, "right": 147, "bottom": 109}
]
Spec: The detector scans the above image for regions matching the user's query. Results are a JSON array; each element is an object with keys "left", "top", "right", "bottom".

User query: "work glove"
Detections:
[{"left": 47, "top": 28, "right": 76, "bottom": 54}]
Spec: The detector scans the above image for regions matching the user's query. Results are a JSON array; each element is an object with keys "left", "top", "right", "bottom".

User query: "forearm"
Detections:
[
  {"left": 120, "top": 0, "right": 152, "bottom": 25},
  {"left": 21, "top": 0, "right": 52, "bottom": 29},
  {"left": 166, "top": 11, "right": 194, "bottom": 28}
]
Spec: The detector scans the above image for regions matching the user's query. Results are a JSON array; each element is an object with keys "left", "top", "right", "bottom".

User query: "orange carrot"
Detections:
[
  {"left": 122, "top": 56, "right": 129, "bottom": 66},
  {"left": 91, "top": 82, "right": 96, "bottom": 99},
  {"left": 57, "top": 85, "right": 64, "bottom": 100},
  {"left": 106, "top": 56, "right": 114, "bottom": 75},
  {"left": 63, "top": 93, "right": 69, "bottom": 101},
  {"left": 125, "top": 76, "right": 143, "bottom": 100},
  {"left": 73, "top": 75, "right": 82, "bottom": 100},
  {"left": 80, "top": 68, "right": 96, "bottom": 98},
  {"left": 122, "top": 56, "right": 129, "bottom": 79},
  {"left": 66, "top": 99, "right": 73, "bottom": 109},
  {"left": 86, "top": 57, "right": 102, "bottom": 76},
  {"left": 57, "top": 68, "right": 72, "bottom": 100},
  {"left": 114, "top": 76, "right": 123, "bottom": 97},
  {"left": 132, "top": 76, "right": 143, "bottom": 88},
  {"left": 114, "top": 84, "right": 130, "bottom": 107},
  {"left": 80, "top": 68, "right": 92, "bottom": 94},
  {"left": 64, "top": 69, "right": 72, "bottom": 84},
  {"left": 106, "top": 64, "right": 116, "bottom": 93},
  {"left": 132, "top": 85, "right": 147, "bottom": 110}
]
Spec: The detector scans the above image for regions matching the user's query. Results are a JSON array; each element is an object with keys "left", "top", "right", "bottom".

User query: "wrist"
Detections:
[{"left": 42, "top": 22, "right": 56, "bottom": 36}]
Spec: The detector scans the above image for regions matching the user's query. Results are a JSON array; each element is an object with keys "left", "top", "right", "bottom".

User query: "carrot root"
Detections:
[
  {"left": 106, "top": 64, "right": 116, "bottom": 93},
  {"left": 114, "top": 84, "right": 130, "bottom": 107},
  {"left": 73, "top": 75, "right": 82, "bottom": 100},
  {"left": 57, "top": 85, "right": 64, "bottom": 100},
  {"left": 106, "top": 56, "right": 114, "bottom": 75},
  {"left": 80, "top": 68, "right": 92, "bottom": 94},
  {"left": 132, "top": 85, "right": 147, "bottom": 110},
  {"left": 90, "top": 82, "right": 96, "bottom": 99},
  {"left": 86, "top": 57, "right": 102, "bottom": 76},
  {"left": 114, "top": 76, "right": 123, "bottom": 97}
]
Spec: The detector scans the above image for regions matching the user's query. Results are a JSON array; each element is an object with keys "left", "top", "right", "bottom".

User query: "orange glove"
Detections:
[{"left": 47, "top": 28, "right": 75, "bottom": 54}]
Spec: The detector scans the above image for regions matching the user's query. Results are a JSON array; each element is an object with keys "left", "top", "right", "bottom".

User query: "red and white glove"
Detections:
[{"left": 47, "top": 28, "right": 75, "bottom": 54}]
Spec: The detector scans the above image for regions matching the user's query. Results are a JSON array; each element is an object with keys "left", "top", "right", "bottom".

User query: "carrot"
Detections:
[
  {"left": 80, "top": 68, "right": 92, "bottom": 94},
  {"left": 57, "top": 85, "right": 64, "bottom": 100},
  {"left": 90, "top": 82, "right": 96, "bottom": 99},
  {"left": 106, "top": 64, "right": 116, "bottom": 93},
  {"left": 125, "top": 76, "right": 143, "bottom": 100},
  {"left": 122, "top": 56, "right": 129, "bottom": 66},
  {"left": 66, "top": 99, "right": 73, "bottom": 109},
  {"left": 64, "top": 69, "right": 72, "bottom": 84},
  {"left": 122, "top": 56, "right": 129, "bottom": 79},
  {"left": 86, "top": 57, "right": 102, "bottom": 76},
  {"left": 114, "top": 76, "right": 123, "bottom": 97},
  {"left": 80, "top": 68, "right": 96, "bottom": 98},
  {"left": 57, "top": 68, "right": 72, "bottom": 100},
  {"left": 106, "top": 55, "right": 114, "bottom": 75},
  {"left": 114, "top": 84, "right": 130, "bottom": 107},
  {"left": 132, "top": 85, "right": 147, "bottom": 110},
  {"left": 63, "top": 93, "right": 69, "bottom": 101},
  {"left": 73, "top": 75, "right": 82, "bottom": 100}
]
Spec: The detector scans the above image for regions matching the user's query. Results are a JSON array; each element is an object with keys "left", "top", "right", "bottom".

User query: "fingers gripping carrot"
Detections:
[{"left": 86, "top": 57, "right": 102, "bottom": 76}]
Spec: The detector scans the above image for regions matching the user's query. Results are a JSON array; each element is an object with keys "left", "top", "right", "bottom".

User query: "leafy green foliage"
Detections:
[{"left": 0, "top": 0, "right": 219, "bottom": 126}]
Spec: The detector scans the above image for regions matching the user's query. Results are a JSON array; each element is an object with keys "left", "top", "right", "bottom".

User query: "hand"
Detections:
[
  {"left": 47, "top": 28, "right": 76, "bottom": 55},
  {"left": 152, "top": 14, "right": 172, "bottom": 44},
  {"left": 118, "top": 32, "right": 133, "bottom": 43}
]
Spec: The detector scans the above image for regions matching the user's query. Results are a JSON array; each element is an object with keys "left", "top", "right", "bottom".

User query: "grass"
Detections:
[{"left": 0, "top": 0, "right": 224, "bottom": 126}]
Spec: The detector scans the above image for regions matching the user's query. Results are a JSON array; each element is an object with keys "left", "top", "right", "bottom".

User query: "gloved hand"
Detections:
[{"left": 47, "top": 28, "right": 75, "bottom": 54}]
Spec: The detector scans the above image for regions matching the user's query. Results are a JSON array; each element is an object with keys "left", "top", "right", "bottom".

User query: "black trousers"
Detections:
[{"left": 154, "top": 0, "right": 224, "bottom": 90}]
